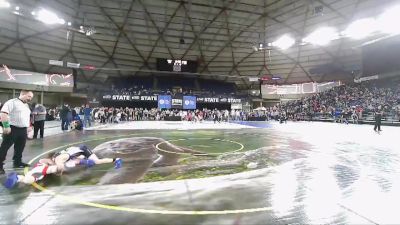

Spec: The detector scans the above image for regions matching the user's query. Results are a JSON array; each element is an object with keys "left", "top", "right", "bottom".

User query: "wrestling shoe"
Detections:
[
  {"left": 4, "top": 172, "right": 18, "bottom": 189},
  {"left": 114, "top": 158, "right": 123, "bottom": 169}
]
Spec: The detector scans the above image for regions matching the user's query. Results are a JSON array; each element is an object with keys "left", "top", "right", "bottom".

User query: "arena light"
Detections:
[
  {"left": 303, "top": 27, "right": 338, "bottom": 46},
  {"left": 36, "top": 9, "right": 65, "bottom": 25},
  {"left": 377, "top": 5, "right": 400, "bottom": 35},
  {"left": 343, "top": 18, "right": 378, "bottom": 39},
  {"left": 0, "top": 0, "right": 10, "bottom": 8},
  {"left": 272, "top": 35, "right": 295, "bottom": 50}
]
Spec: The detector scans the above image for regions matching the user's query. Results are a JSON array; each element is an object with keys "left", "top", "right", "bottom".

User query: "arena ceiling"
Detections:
[{"left": 0, "top": 0, "right": 397, "bottom": 89}]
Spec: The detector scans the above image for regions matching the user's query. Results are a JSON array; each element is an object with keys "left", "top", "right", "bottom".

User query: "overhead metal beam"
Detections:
[
  {"left": 0, "top": 26, "right": 64, "bottom": 55},
  {"left": 74, "top": 0, "right": 376, "bottom": 42},
  {"left": 179, "top": 7, "right": 227, "bottom": 60},
  {"left": 90, "top": 0, "right": 137, "bottom": 81},
  {"left": 97, "top": 2, "right": 149, "bottom": 66},
  {"left": 85, "top": 35, "right": 123, "bottom": 81},
  {"left": 134, "top": 1, "right": 184, "bottom": 76},
  {"left": 320, "top": 0, "right": 362, "bottom": 82},
  {"left": 285, "top": 0, "right": 311, "bottom": 83},
  {"left": 15, "top": 15, "right": 37, "bottom": 72},
  {"left": 167, "top": 0, "right": 282, "bottom": 18},
  {"left": 275, "top": 49, "right": 314, "bottom": 82},
  {"left": 200, "top": 0, "right": 304, "bottom": 74},
  {"left": 44, "top": 32, "right": 89, "bottom": 82},
  {"left": 223, "top": 6, "right": 242, "bottom": 78},
  {"left": 45, "top": 0, "right": 88, "bottom": 82},
  {"left": 86, "top": 1, "right": 153, "bottom": 81},
  {"left": 262, "top": 49, "right": 272, "bottom": 75},
  {"left": 138, "top": 0, "right": 174, "bottom": 59},
  {"left": 315, "top": 0, "right": 349, "bottom": 20},
  {"left": 181, "top": 2, "right": 211, "bottom": 74}
]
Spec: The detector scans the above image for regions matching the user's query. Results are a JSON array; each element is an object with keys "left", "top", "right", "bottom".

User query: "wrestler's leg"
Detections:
[
  {"left": 5, "top": 164, "right": 58, "bottom": 188},
  {"left": 18, "top": 164, "right": 58, "bottom": 184},
  {"left": 88, "top": 154, "right": 113, "bottom": 164},
  {"left": 88, "top": 154, "right": 122, "bottom": 169}
]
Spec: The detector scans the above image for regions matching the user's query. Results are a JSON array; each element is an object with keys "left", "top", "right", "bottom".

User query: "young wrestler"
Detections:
[{"left": 4, "top": 145, "right": 122, "bottom": 188}]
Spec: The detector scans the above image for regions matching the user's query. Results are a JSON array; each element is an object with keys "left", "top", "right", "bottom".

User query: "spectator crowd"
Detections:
[
  {"left": 278, "top": 81, "right": 400, "bottom": 123},
  {"left": 40, "top": 79, "right": 400, "bottom": 130}
]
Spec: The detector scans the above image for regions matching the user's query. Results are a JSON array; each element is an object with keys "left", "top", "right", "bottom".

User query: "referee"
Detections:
[{"left": 0, "top": 90, "right": 33, "bottom": 174}]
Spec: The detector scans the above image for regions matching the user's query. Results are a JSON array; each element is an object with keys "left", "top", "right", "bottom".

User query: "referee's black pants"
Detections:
[{"left": 0, "top": 125, "right": 27, "bottom": 166}]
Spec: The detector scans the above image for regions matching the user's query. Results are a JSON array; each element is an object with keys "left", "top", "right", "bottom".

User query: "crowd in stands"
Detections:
[
  {"left": 46, "top": 107, "right": 260, "bottom": 125},
  {"left": 278, "top": 81, "right": 400, "bottom": 122},
  {"left": 43, "top": 79, "right": 400, "bottom": 129}
]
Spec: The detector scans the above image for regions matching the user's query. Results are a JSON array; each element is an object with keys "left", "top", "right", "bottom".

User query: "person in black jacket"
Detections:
[
  {"left": 373, "top": 107, "right": 382, "bottom": 133},
  {"left": 60, "top": 104, "right": 70, "bottom": 131}
]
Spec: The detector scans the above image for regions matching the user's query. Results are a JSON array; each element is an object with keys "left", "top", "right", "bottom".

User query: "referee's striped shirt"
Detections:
[{"left": 1, "top": 98, "right": 31, "bottom": 128}]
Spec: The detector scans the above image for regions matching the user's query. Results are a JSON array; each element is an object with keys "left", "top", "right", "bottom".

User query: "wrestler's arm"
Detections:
[
  {"left": 54, "top": 153, "right": 70, "bottom": 173},
  {"left": 38, "top": 158, "right": 55, "bottom": 165}
]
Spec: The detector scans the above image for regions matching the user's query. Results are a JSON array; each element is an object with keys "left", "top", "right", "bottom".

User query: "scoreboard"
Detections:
[{"left": 156, "top": 58, "right": 198, "bottom": 73}]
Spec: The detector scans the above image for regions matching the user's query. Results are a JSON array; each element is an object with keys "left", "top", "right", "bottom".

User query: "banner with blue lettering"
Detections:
[
  {"left": 183, "top": 96, "right": 196, "bottom": 109},
  {"left": 158, "top": 95, "right": 172, "bottom": 109}
]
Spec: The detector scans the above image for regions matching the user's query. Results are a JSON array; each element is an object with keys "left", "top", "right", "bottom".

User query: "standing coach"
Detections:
[
  {"left": 0, "top": 90, "right": 33, "bottom": 174},
  {"left": 32, "top": 103, "right": 46, "bottom": 139}
]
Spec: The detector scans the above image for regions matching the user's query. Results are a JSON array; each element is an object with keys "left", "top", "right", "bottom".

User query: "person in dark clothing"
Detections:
[
  {"left": 373, "top": 108, "right": 382, "bottom": 132},
  {"left": 212, "top": 111, "right": 218, "bottom": 123},
  {"left": 32, "top": 103, "right": 46, "bottom": 139},
  {"left": 60, "top": 104, "right": 70, "bottom": 131},
  {"left": 83, "top": 104, "right": 92, "bottom": 127},
  {"left": 71, "top": 109, "right": 77, "bottom": 118}
]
